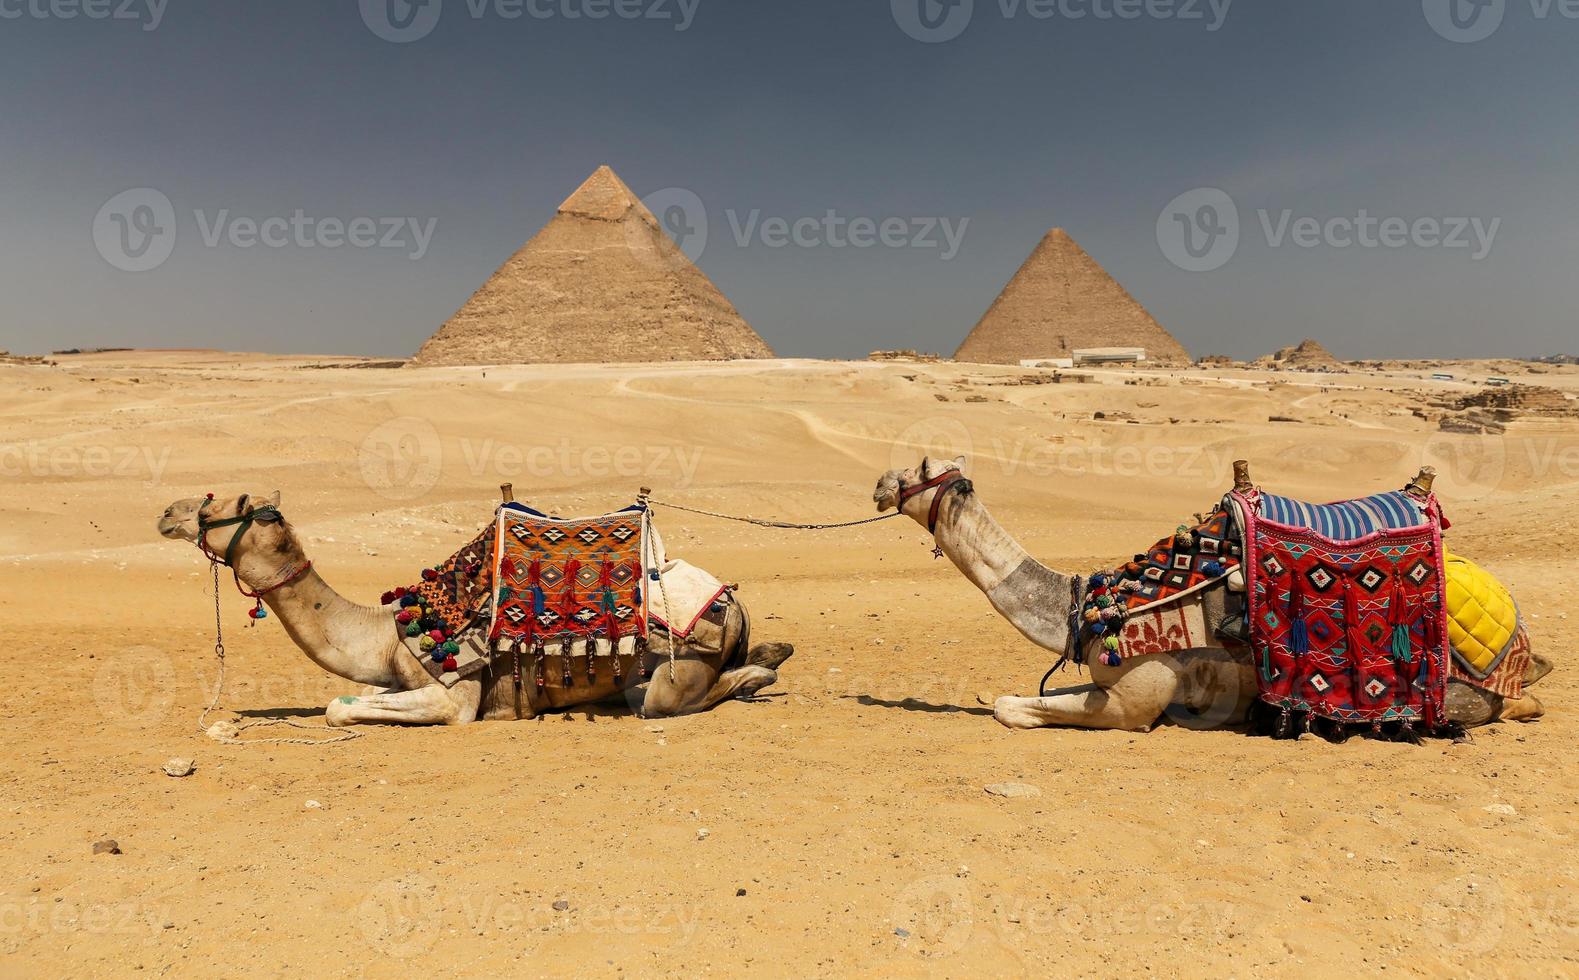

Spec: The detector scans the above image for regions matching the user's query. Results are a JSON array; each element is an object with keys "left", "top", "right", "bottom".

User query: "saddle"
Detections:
[
  {"left": 1075, "top": 463, "right": 1463, "bottom": 737},
  {"left": 381, "top": 492, "right": 730, "bottom": 695}
]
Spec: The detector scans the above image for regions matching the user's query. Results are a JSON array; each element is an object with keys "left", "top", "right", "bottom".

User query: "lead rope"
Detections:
[
  {"left": 644, "top": 498, "right": 901, "bottom": 531},
  {"left": 643, "top": 509, "right": 680, "bottom": 683},
  {"left": 198, "top": 563, "right": 364, "bottom": 747}
]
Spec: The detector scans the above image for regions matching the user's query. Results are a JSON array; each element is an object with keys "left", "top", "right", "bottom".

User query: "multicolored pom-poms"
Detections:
[
  {"left": 248, "top": 605, "right": 267, "bottom": 621},
  {"left": 1100, "top": 650, "right": 1123, "bottom": 668},
  {"left": 399, "top": 595, "right": 420, "bottom": 608},
  {"left": 1202, "top": 561, "right": 1225, "bottom": 578},
  {"left": 405, "top": 622, "right": 422, "bottom": 637},
  {"left": 442, "top": 656, "right": 458, "bottom": 672},
  {"left": 381, "top": 591, "right": 397, "bottom": 606},
  {"left": 422, "top": 568, "right": 440, "bottom": 582}
]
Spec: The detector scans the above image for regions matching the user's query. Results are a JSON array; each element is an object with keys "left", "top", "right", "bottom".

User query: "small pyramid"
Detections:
[
  {"left": 415, "top": 166, "right": 773, "bottom": 365},
  {"left": 954, "top": 229, "right": 1188, "bottom": 365},
  {"left": 1258, "top": 338, "right": 1342, "bottom": 369}
]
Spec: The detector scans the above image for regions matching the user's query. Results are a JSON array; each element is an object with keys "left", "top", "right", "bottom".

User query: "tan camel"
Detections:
[
  {"left": 157, "top": 493, "right": 793, "bottom": 726},
  {"left": 874, "top": 456, "right": 1552, "bottom": 734}
]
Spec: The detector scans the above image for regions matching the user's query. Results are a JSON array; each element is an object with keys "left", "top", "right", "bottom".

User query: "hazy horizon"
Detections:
[{"left": 4, "top": 1, "right": 1575, "bottom": 360}]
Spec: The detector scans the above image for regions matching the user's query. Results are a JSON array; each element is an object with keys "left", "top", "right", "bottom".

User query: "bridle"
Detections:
[
  {"left": 897, "top": 469, "right": 971, "bottom": 557},
  {"left": 196, "top": 494, "right": 312, "bottom": 618}
]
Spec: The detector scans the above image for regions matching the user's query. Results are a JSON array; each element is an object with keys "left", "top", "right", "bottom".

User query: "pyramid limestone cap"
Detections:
[{"left": 557, "top": 165, "right": 653, "bottom": 222}]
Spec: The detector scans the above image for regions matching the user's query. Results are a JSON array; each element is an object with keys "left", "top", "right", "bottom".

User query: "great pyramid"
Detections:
[
  {"left": 415, "top": 166, "right": 772, "bottom": 364},
  {"left": 953, "top": 228, "right": 1189, "bottom": 365}
]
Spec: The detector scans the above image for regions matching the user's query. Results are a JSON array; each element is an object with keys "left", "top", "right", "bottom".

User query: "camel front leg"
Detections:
[
  {"left": 639, "top": 660, "right": 778, "bottom": 718},
  {"left": 325, "top": 679, "right": 480, "bottom": 727},
  {"left": 994, "top": 659, "right": 1179, "bottom": 732}
]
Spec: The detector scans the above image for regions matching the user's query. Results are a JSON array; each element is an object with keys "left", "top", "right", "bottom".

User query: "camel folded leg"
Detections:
[
  {"left": 325, "top": 680, "right": 480, "bottom": 727},
  {"left": 640, "top": 660, "right": 778, "bottom": 718},
  {"left": 994, "top": 660, "right": 1179, "bottom": 732}
]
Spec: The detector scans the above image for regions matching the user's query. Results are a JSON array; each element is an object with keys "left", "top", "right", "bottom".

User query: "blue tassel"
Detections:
[
  {"left": 1202, "top": 560, "right": 1224, "bottom": 578},
  {"left": 532, "top": 585, "right": 546, "bottom": 615},
  {"left": 1290, "top": 618, "right": 1310, "bottom": 655},
  {"left": 633, "top": 584, "right": 642, "bottom": 605}
]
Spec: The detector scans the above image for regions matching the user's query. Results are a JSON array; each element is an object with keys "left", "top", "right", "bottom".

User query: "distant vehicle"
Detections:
[
  {"left": 1431, "top": 373, "right": 1455, "bottom": 381},
  {"left": 1486, "top": 377, "right": 1511, "bottom": 386}
]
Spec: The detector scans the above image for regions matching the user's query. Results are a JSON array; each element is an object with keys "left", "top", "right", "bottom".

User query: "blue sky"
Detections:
[{"left": 2, "top": 0, "right": 1573, "bottom": 359}]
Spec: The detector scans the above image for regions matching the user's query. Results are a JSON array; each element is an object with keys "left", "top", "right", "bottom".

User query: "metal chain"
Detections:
[
  {"left": 645, "top": 498, "right": 901, "bottom": 531},
  {"left": 197, "top": 564, "right": 363, "bottom": 747}
]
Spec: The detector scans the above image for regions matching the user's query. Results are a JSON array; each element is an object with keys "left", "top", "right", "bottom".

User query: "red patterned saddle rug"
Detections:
[
  {"left": 1233, "top": 488, "right": 1451, "bottom": 733},
  {"left": 489, "top": 503, "right": 650, "bottom": 688}
]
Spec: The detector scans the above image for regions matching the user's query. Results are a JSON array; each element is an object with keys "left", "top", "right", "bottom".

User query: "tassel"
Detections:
[
  {"left": 529, "top": 559, "right": 546, "bottom": 616},
  {"left": 561, "top": 636, "right": 573, "bottom": 688},
  {"left": 1390, "top": 579, "right": 1413, "bottom": 663},
  {"left": 1287, "top": 574, "right": 1310, "bottom": 655}
]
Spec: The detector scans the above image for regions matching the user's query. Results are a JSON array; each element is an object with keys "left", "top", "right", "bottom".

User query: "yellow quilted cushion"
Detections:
[{"left": 1444, "top": 553, "right": 1519, "bottom": 675}]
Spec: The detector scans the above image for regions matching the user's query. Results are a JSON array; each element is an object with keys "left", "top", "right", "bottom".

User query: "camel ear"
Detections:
[
  {"left": 236, "top": 493, "right": 251, "bottom": 514},
  {"left": 952, "top": 455, "right": 967, "bottom": 472},
  {"left": 264, "top": 490, "right": 281, "bottom": 508},
  {"left": 919, "top": 455, "right": 932, "bottom": 475}
]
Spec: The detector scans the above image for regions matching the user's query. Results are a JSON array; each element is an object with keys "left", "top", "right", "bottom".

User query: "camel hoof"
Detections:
[{"left": 734, "top": 666, "right": 778, "bottom": 699}]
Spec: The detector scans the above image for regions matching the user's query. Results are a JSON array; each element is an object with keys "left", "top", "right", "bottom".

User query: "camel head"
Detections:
[
  {"left": 157, "top": 491, "right": 296, "bottom": 567},
  {"left": 873, "top": 455, "right": 969, "bottom": 522}
]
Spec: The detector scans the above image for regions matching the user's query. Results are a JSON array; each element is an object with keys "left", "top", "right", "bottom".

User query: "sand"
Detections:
[{"left": 3, "top": 351, "right": 1577, "bottom": 977}]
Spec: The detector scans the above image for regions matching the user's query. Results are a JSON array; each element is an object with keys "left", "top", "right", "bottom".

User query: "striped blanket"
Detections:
[{"left": 1256, "top": 491, "right": 1430, "bottom": 538}]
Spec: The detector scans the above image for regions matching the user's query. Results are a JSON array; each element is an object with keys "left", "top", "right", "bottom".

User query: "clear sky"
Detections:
[{"left": 2, "top": 0, "right": 1573, "bottom": 359}]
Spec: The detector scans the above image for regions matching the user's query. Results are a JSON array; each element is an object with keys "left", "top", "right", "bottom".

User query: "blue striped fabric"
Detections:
[{"left": 1258, "top": 491, "right": 1427, "bottom": 539}]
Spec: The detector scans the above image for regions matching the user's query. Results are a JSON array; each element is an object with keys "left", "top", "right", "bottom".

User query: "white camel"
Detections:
[
  {"left": 157, "top": 492, "right": 792, "bottom": 726},
  {"left": 874, "top": 456, "right": 1551, "bottom": 734}
]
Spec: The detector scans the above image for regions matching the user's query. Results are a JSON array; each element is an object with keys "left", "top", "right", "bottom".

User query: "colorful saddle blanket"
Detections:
[
  {"left": 1078, "top": 505, "right": 1244, "bottom": 664},
  {"left": 1235, "top": 489, "right": 1450, "bottom": 729},
  {"left": 489, "top": 503, "right": 650, "bottom": 654}
]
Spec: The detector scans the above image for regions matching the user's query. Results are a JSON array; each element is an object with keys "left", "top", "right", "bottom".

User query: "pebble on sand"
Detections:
[
  {"left": 984, "top": 783, "right": 1042, "bottom": 799},
  {"left": 162, "top": 758, "right": 195, "bottom": 778},
  {"left": 92, "top": 839, "right": 121, "bottom": 855}
]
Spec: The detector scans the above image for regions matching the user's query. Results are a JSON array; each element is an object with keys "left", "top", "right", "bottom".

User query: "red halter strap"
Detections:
[{"left": 898, "top": 470, "right": 967, "bottom": 533}]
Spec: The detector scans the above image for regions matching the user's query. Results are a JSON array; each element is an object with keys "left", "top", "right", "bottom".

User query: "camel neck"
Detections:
[
  {"left": 245, "top": 564, "right": 402, "bottom": 687},
  {"left": 932, "top": 491, "right": 1073, "bottom": 655}
]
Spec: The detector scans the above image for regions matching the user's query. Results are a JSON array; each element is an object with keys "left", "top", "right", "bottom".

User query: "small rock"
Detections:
[
  {"left": 92, "top": 839, "right": 121, "bottom": 855},
  {"left": 304, "top": 800, "right": 323, "bottom": 810},
  {"left": 736, "top": 888, "right": 747, "bottom": 897},
  {"left": 162, "top": 758, "right": 195, "bottom": 778},
  {"left": 696, "top": 828, "right": 710, "bottom": 841},
  {"left": 552, "top": 900, "right": 570, "bottom": 912},
  {"left": 645, "top": 725, "right": 664, "bottom": 734},
  {"left": 975, "top": 691, "right": 994, "bottom": 706},
  {"left": 1483, "top": 803, "right": 1517, "bottom": 816},
  {"left": 894, "top": 927, "right": 911, "bottom": 938},
  {"left": 984, "top": 783, "right": 1041, "bottom": 799}
]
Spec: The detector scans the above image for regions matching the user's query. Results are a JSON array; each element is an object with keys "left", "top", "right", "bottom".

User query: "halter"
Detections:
[
  {"left": 196, "top": 494, "right": 312, "bottom": 618},
  {"left": 897, "top": 469, "right": 971, "bottom": 559}
]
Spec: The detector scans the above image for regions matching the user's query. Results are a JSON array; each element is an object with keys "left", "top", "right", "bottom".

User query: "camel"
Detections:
[
  {"left": 157, "top": 492, "right": 793, "bottom": 726},
  {"left": 874, "top": 456, "right": 1553, "bottom": 734}
]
